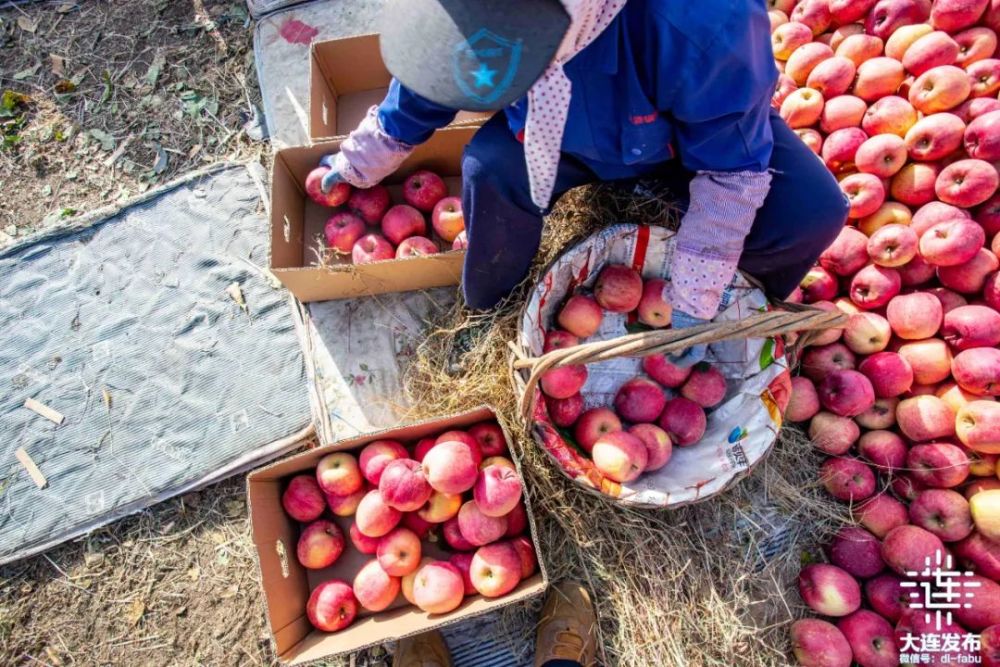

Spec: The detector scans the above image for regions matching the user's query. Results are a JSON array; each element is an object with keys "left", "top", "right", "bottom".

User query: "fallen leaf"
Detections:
[
  {"left": 188, "top": 144, "right": 202, "bottom": 158},
  {"left": 146, "top": 53, "right": 165, "bottom": 88},
  {"left": 56, "top": 3, "right": 76, "bottom": 13},
  {"left": 186, "top": 564, "right": 200, "bottom": 581},
  {"left": 17, "top": 16, "right": 37, "bottom": 33},
  {"left": 88, "top": 129, "right": 115, "bottom": 151},
  {"left": 126, "top": 599, "right": 145, "bottom": 626},
  {"left": 54, "top": 79, "right": 76, "bottom": 94},
  {"left": 102, "top": 387, "right": 111, "bottom": 409},
  {"left": 50, "top": 54, "right": 66, "bottom": 77},
  {"left": 13, "top": 64, "right": 40, "bottom": 81},
  {"left": 152, "top": 143, "right": 168, "bottom": 174},
  {"left": 226, "top": 282, "right": 248, "bottom": 314},
  {"left": 278, "top": 18, "right": 317, "bottom": 45}
]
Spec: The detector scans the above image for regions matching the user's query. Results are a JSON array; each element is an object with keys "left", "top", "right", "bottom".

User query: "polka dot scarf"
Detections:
[{"left": 525, "top": 0, "right": 626, "bottom": 210}]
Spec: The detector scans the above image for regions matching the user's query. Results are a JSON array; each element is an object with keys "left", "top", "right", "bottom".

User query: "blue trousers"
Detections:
[{"left": 459, "top": 111, "right": 849, "bottom": 310}]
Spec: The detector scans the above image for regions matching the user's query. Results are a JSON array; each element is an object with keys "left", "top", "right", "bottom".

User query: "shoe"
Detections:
[
  {"left": 394, "top": 630, "right": 453, "bottom": 667},
  {"left": 534, "top": 581, "right": 598, "bottom": 667}
]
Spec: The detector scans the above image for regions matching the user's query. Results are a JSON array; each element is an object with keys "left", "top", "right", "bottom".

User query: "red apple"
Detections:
[
  {"left": 558, "top": 295, "right": 602, "bottom": 339},
  {"left": 381, "top": 204, "right": 426, "bottom": 246},
  {"left": 402, "top": 170, "right": 447, "bottom": 212},
  {"left": 910, "top": 65, "right": 973, "bottom": 114},
  {"left": 324, "top": 211, "right": 367, "bottom": 254},
  {"left": 936, "top": 159, "right": 1000, "bottom": 207},
  {"left": 790, "top": 619, "right": 852, "bottom": 667},
  {"left": 396, "top": 236, "right": 439, "bottom": 258},
  {"left": 858, "top": 430, "right": 909, "bottom": 473},
  {"left": 802, "top": 343, "right": 857, "bottom": 381},
  {"left": 854, "top": 493, "right": 910, "bottom": 538},
  {"left": 637, "top": 278, "right": 672, "bottom": 328},
  {"left": 442, "top": 517, "right": 475, "bottom": 551},
  {"left": 347, "top": 185, "right": 390, "bottom": 225},
  {"left": 943, "top": 305, "right": 1000, "bottom": 350},
  {"left": 856, "top": 133, "right": 908, "bottom": 178},
  {"left": 810, "top": 411, "right": 861, "bottom": 455},
  {"left": 422, "top": 440, "right": 478, "bottom": 494},
  {"left": 787, "top": 376, "right": 821, "bottom": 422},
  {"left": 843, "top": 312, "right": 892, "bottom": 354},
  {"left": 865, "top": 0, "right": 931, "bottom": 40},
  {"left": 468, "top": 421, "right": 506, "bottom": 457},
  {"left": 628, "top": 424, "right": 673, "bottom": 472},
  {"left": 306, "top": 167, "right": 351, "bottom": 207},
  {"left": 826, "top": 526, "right": 886, "bottom": 579},
  {"left": 412, "top": 560, "right": 465, "bottom": 613},
  {"left": 898, "top": 337, "right": 954, "bottom": 384},
  {"left": 887, "top": 292, "right": 943, "bottom": 339},
  {"left": 954, "top": 348, "right": 1000, "bottom": 396},
  {"left": 800, "top": 265, "right": 840, "bottom": 302},
  {"left": 823, "top": 127, "right": 868, "bottom": 173},
  {"left": 377, "top": 527, "right": 422, "bottom": 576},
  {"left": 545, "top": 393, "right": 585, "bottom": 428},
  {"left": 910, "top": 488, "right": 974, "bottom": 542},
  {"left": 864, "top": 573, "right": 908, "bottom": 623},
  {"left": 821, "top": 95, "right": 868, "bottom": 133},
  {"left": 473, "top": 464, "right": 522, "bottom": 517},
  {"left": 353, "top": 559, "right": 400, "bottom": 612},
  {"left": 307, "top": 580, "right": 357, "bottom": 632},
  {"left": 938, "top": 248, "right": 999, "bottom": 293},
  {"left": 358, "top": 439, "right": 408, "bottom": 486},
  {"left": 798, "top": 563, "right": 862, "bottom": 616},
  {"left": 890, "top": 161, "right": 941, "bottom": 206},
  {"left": 859, "top": 351, "right": 914, "bottom": 397},
  {"left": 594, "top": 265, "right": 642, "bottom": 313},
  {"left": 818, "top": 369, "right": 876, "bottom": 417},
  {"left": 574, "top": 407, "right": 623, "bottom": 453},
  {"left": 282, "top": 475, "right": 326, "bottom": 522},
  {"left": 642, "top": 354, "right": 692, "bottom": 388},
  {"left": 352, "top": 233, "right": 395, "bottom": 264},
  {"left": 836, "top": 610, "right": 899, "bottom": 667},
  {"left": 457, "top": 500, "right": 507, "bottom": 546},
  {"left": 850, "top": 264, "right": 901, "bottom": 309},
  {"left": 355, "top": 489, "right": 402, "bottom": 538},
  {"left": 658, "top": 397, "right": 707, "bottom": 447},
  {"left": 431, "top": 196, "right": 463, "bottom": 242},
  {"left": 821, "top": 457, "right": 876, "bottom": 501},
  {"left": 966, "top": 110, "right": 1000, "bottom": 161},
  {"left": 614, "top": 377, "right": 666, "bottom": 423},
  {"left": 378, "top": 458, "right": 433, "bottom": 512},
  {"left": 863, "top": 96, "right": 919, "bottom": 137},
  {"left": 905, "top": 112, "right": 967, "bottom": 161},
  {"left": 820, "top": 226, "right": 870, "bottom": 276},
  {"left": 470, "top": 542, "right": 522, "bottom": 598},
  {"left": 840, "top": 173, "right": 886, "bottom": 218},
  {"left": 881, "top": 524, "right": 946, "bottom": 576},
  {"left": 297, "top": 519, "right": 345, "bottom": 570},
  {"left": 908, "top": 442, "right": 971, "bottom": 488},
  {"left": 350, "top": 522, "right": 380, "bottom": 554},
  {"left": 591, "top": 431, "right": 648, "bottom": 483}
]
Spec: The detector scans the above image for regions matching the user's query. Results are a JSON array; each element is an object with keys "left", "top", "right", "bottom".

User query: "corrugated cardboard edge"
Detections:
[{"left": 247, "top": 405, "right": 550, "bottom": 666}]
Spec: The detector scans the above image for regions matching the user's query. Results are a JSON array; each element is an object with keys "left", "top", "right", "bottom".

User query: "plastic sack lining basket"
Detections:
[{"left": 509, "top": 224, "right": 846, "bottom": 508}]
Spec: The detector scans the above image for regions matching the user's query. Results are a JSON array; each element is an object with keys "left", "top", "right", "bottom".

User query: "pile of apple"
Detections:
[
  {"left": 770, "top": 0, "right": 1000, "bottom": 664},
  {"left": 304, "top": 165, "right": 467, "bottom": 263},
  {"left": 541, "top": 264, "right": 728, "bottom": 484},
  {"left": 279, "top": 421, "right": 538, "bottom": 633}
]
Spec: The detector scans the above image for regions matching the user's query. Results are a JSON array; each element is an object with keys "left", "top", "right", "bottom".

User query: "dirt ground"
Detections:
[
  {"left": 0, "top": 0, "right": 262, "bottom": 243},
  {"left": 0, "top": 2, "right": 300, "bottom": 665}
]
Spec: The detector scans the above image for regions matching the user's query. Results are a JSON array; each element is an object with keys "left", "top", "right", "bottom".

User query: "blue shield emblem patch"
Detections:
[{"left": 453, "top": 28, "right": 523, "bottom": 106}]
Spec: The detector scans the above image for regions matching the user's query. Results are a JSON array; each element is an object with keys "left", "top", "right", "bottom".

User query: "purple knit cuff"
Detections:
[
  {"left": 669, "top": 170, "right": 772, "bottom": 319},
  {"left": 334, "top": 106, "right": 415, "bottom": 188}
]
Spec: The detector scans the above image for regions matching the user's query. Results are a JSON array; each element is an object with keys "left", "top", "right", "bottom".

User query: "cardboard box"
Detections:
[
  {"left": 310, "top": 33, "right": 491, "bottom": 142},
  {"left": 248, "top": 406, "right": 548, "bottom": 665},
  {"left": 270, "top": 127, "right": 475, "bottom": 302}
]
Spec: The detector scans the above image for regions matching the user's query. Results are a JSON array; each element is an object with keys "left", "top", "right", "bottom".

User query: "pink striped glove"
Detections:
[{"left": 668, "top": 170, "right": 773, "bottom": 320}]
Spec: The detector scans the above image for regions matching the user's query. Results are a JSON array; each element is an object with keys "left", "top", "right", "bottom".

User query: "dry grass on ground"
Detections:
[{"left": 0, "top": 0, "right": 262, "bottom": 243}]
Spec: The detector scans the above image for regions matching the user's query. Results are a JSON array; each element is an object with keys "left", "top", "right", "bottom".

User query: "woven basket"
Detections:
[{"left": 509, "top": 224, "right": 846, "bottom": 508}]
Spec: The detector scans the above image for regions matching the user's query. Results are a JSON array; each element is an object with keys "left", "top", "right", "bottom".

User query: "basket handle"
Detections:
[{"left": 510, "top": 302, "right": 847, "bottom": 423}]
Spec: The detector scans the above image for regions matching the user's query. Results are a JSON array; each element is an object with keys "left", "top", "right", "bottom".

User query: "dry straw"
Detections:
[{"left": 401, "top": 184, "right": 851, "bottom": 666}]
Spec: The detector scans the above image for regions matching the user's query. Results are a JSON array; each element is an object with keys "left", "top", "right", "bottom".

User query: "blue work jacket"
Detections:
[{"left": 376, "top": 0, "right": 779, "bottom": 180}]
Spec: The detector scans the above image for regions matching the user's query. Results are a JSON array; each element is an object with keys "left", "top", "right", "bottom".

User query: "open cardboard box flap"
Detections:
[
  {"left": 270, "top": 127, "right": 476, "bottom": 302},
  {"left": 310, "top": 34, "right": 492, "bottom": 142},
  {"left": 248, "top": 406, "right": 549, "bottom": 665}
]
